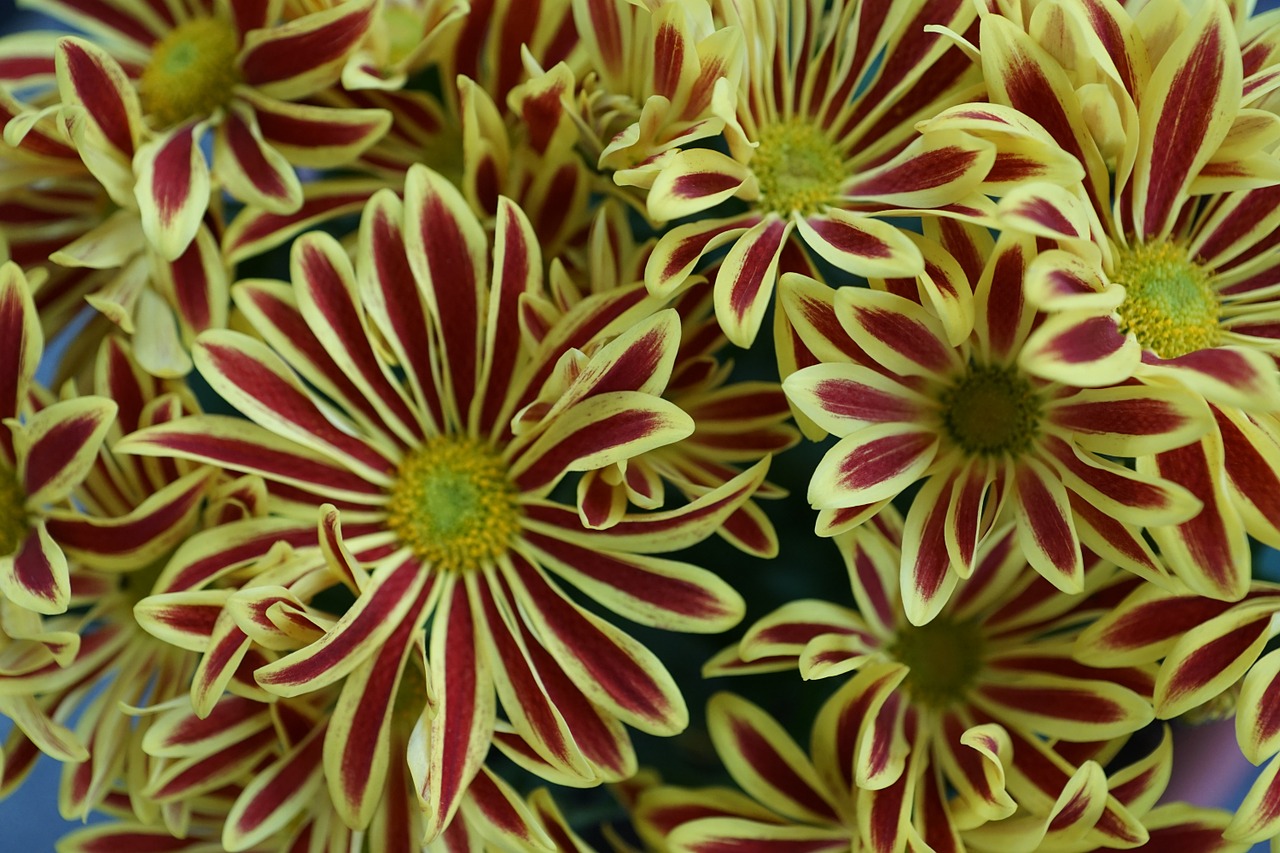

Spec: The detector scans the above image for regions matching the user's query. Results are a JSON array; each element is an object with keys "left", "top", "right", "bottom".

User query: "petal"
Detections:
[
  {"left": 794, "top": 210, "right": 924, "bottom": 279},
  {"left": 1153, "top": 600, "right": 1277, "bottom": 718},
  {"left": 255, "top": 555, "right": 429, "bottom": 697},
  {"left": 1046, "top": 384, "right": 1211, "bottom": 456},
  {"left": 782, "top": 363, "right": 927, "bottom": 435},
  {"left": 669, "top": 819, "right": 850, "bottom": 853},
  {"left": 223, "top": 726, "right": 326, "bottom": 852},
  {"left": 973, "top": 675, "right": 1154, "bottom": 741},
  {"left": 16, "top": 396, "right": 117, "bottom": 506},
  {"left": 54, "top": 36, "right": 139, "bottom": 161},
  {"left": 646, "top": 148, "right": 750, "bottom": 221},
  {"left": 403, "top": 164, "right": 488, "bottom": 422},
  {"left": 503, "top": 552, "right": 686, "bottom": 736},
  {"left": 237, "top": 0, "right": 377, "bottom": 99},
  {"left": 1013, "top": 456, "right": 1083, "bottom": 594},
  {"left": 511, "top": 392, "right": 694, "bottom": 494},
  {"left": 1140, "top": 435, "right": 1250, "bottom": 600},
  {"left": 1236, "top": 647, "right": 1280, "bottom": 765},
  {"left": 135, "top": 123, "right": 211, "bottom": 261},
  {"left": 214, "top": 104, "right": 303, "bottom": 214},
  {"left": 1138, "top": 346, "right": 1280, "bottom": 413},
  {"left": 706, "top": 692, "right": 841, "bottom": 825},
  {"left": 240, "top": 89, "right": 392, "bottom": 168},
  {"left": 192, "top": 330, "right": 393, "bottom": 481},
  {"left": 712, "top": 215, "right": 793, "bottom": 348},
  {"left": 0, "top": 523, "right": 69, "bottom": 615},
  {"left": 520, "top": 530, "right": 744, "bottom": 633},
  {"left": 0, "top": 263, "right": 41, "bottom": 439},
  {"left": 1020, "top": 313, "right": 1140, "bottom": 387},
  {"left": 835, "top": 287, "right": 960, "bottom": 378},
  {"left": 1131, "top": 2, "right": 1242, "bottom": 239},
  {"left": 324, "top": 585, "right": 426, "bottom": 830},
  {"left": 808, "top": 423, "right": 938, "bottom": 510},
  {"left": 841, "top": 131, "right": 995, "bottom": 208},
  {"left": 645, "top": 214, "right": 756, "bottom": 298},
  {"left": 418, "top": 576, "right": 495, "bottom": 841}
]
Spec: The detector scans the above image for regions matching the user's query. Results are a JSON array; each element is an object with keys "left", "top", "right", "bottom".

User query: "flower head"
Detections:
[{"left": 120, "top": 169, "right": 765, "bottom": 841}]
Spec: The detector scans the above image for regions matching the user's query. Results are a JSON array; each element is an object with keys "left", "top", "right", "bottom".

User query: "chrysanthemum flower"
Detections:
[
  {"left": 3, "top": 58, "right": 233, "bottom": 378},
  {"left": 642, "top": 0, "right": 1008, "bottom": 347},
  {"left": 0, "top": 262, "right": 116, "bottom": 618},
  {"left": 25, "top": 0, "right": 391, "bottom": 259},
  {"left": 781, "top": 224, "right": 1210, "bottom": 622},
  {"left": 935, "top": 1, "right": 1280, "bottom": 600},
  {"left": 699, "top": 510, "right": 1160, "bottom": 849},
  {"left": 1075, "top": 578, "right": 1280, "bottom": 848},
  {"left": 118, "top": 169, "right": 763, "bottom": 840},
  {"left": 554, "top": 0, "right": 743, "bottom": 181}
]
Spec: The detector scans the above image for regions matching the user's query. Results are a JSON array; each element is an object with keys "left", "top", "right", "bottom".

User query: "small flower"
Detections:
[
  {"left": 781, "top": 225, "right": 1209, "bottom": 621},
  {"left": 30, "top": 0, "right": 391, "bottom": 259},
  {"left": 641, "top": 0, "right": 1003, "bottom": 348},
  {"left": 701, "top": 509, "right": 1158, "bottom": 850}
]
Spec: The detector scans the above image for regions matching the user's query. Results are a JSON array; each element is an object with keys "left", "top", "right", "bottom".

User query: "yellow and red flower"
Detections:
[
  {"left": 697, "top": 510, "right": 1159, "bottom": 851},
  {"left": 781, "top": 224, "right": 1210, "bottom": 621},
  {"left": 119, "top": 169, "right": 764, "bottom": 841},
  {"left": 642, "top": 0, "right": 1006, "bottom": 348},
  {"left": 28, "top": 0, "right": 391, "bottom": 258}
]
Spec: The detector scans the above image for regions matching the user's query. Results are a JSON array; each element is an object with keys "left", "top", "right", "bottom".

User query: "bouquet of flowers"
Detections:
[{"left": 1, "top": 0, "right": 1279, "bottom": 849}]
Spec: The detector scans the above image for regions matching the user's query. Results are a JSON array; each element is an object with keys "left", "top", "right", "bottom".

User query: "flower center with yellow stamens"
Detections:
[
  {"left": 939, "top": 364, "right": 1042, "bottom": 457},
  {"left": 1112, "top": 240, "right": 1221, "bottom": 359},
  {"left": 890, "top": 615, "right": 985, "bottom": 709},
  {"left": 0, "top": 465, "right": 28, "bottom": 556},
  {"left": 751, "top": 118, "right": 846, "bottom": 216},
  {"left": 385, "top": 437, "right": 521, "bottom": 572},
  {"left": 139, "top": 18, "right": 242, "bottom": 128}
]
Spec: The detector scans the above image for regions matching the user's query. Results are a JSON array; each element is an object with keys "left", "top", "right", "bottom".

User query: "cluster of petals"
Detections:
[{"left": 5, "top": 0, "right": 1280, "bottom": 849}]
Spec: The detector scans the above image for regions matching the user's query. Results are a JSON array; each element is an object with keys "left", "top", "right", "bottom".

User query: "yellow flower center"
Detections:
[
  {"left": 751, "top": 118, "right": 846, "bottom": 216},
  {"left": 939, "top": 364, "right": 1042, "bottom": 457},
  {"left": 385, "top": 437, "right": 521, "bottom": 572},
  {"left": 890, "top": 615, "right": 985, "bottom": 709},
  {"left": 0, "top": 465, "right": 28, "bottom": 556},
  {"left": 1112, "top": 240, "right": 1220, "bottom": 359},
  {"left": 139, "top": 18, "right": 242, "bottom": 128}
]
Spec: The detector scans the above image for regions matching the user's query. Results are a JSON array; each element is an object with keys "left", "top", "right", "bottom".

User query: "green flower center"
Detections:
[
  {"left": 751, "top": 118, "right": 846, "bottom": 216},
  {"left": 939, "top": 364, "right": 1042, "bottom": 457},
  {"left": 1112, "top": 240, "right": 1220, "bottom": 359},
  {"left": 385, "top": 437, "right": 521, "bottom": 572},
  {"left": 890, "top": 615, "right": 985, "bottom": 709},
  {"left": 139, "top": 18, "right": 242, "bottom": 128},
  {"left": 0, "top": 465, "right": 27, "bottom": 556}
]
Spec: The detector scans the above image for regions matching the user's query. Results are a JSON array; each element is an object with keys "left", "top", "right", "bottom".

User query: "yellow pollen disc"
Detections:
[
  {"left": 890, "top": 616, "right": 985, "bottom": 709},
  {"left": 939, "top": 364, "right": 1042, "bottom": 457},
  {"left": 139, "top": 18, "right": 242, "bottom": 128},
  {"left": 385, "top": 437, "right": 521, "bottom": 572},
  {"left": 0, "top": 465, "right": 28, "bottom": 556},
  {"left": 750, "top": 118, "right": 846, "bottom": 216},
  {"left": 1112, "top": 240, "right": 1221, "bottom": 359}
]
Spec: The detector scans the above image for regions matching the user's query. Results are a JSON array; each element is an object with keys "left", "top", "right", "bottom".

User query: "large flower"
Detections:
[
  {"left": 642, "top": 0, "right": 1008, "bottom": 347},
  {"left": 28, "top": 0, "right": 390, "bottom": 258},
  {"left": 781, "top": 224, "right": 1209, "bottom": 622},
  {"left": 697, "top": 509, "right": 1159, "bottom": 851},
  {"left": 118, "top": 168, "right": 764, "bottom": 841}
]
